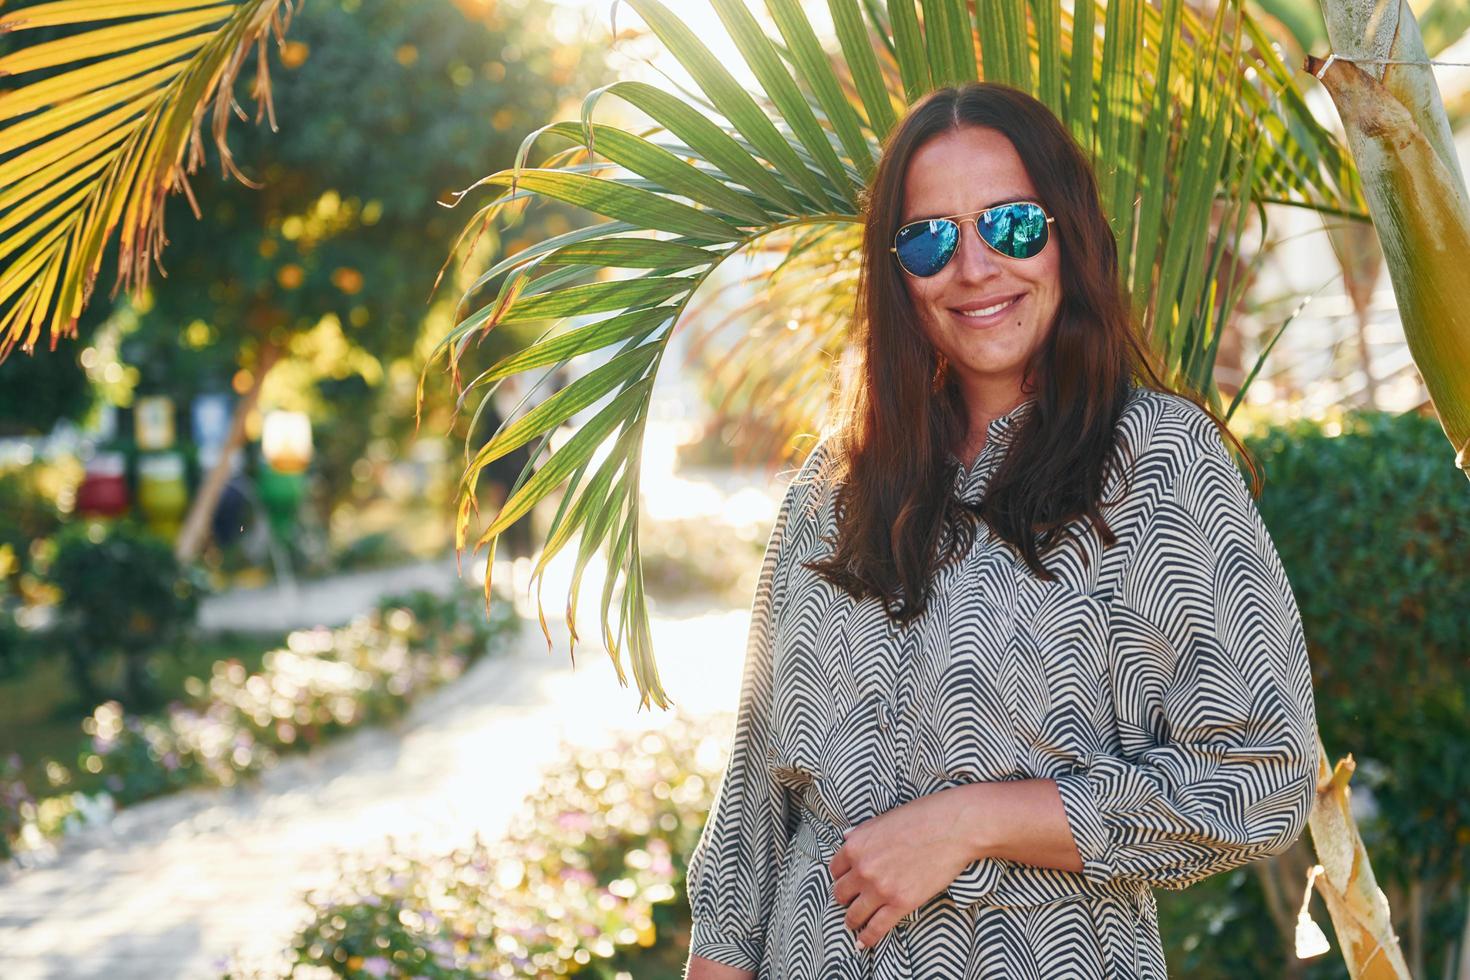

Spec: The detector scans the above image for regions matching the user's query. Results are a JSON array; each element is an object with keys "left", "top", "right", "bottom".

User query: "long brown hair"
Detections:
[{"left": 806, "top": 81, "right": 1255, "bottom": 624}]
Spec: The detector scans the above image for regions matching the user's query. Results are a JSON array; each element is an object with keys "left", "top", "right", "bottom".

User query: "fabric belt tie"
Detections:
[{"left": 792, "top": 809, "right": 916, "bottom": 980}]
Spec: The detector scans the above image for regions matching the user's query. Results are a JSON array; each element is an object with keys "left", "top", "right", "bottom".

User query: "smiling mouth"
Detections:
[{"left": 953, "top": 294, "right": 1023, "bottom": 320}]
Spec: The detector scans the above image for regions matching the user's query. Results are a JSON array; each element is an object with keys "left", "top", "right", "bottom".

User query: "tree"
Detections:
[
  {"left": 46, "top": 520, "right": 203, "bottom": 710},
  {"left": 117, "top": 0, "right": 607, "bottom": 557},
  {"left": 0, "top": 0, "right": 608, "bottom": 558}
]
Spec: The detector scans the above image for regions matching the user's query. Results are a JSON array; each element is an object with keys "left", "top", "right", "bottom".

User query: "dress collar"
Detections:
[{"left": 944, "top": 396, "right": 1038, "bottom": 472}]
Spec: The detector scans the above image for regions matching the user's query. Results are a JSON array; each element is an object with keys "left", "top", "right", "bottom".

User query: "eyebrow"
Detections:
[{"left": 901, "top": 195, "right": 1033, "bottom": 224}]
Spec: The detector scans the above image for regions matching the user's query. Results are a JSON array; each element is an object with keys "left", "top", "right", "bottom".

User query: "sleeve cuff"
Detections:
[
  {"left": 946, "top": 855, "right": 1007, "bottom": 909},
  {"left": 1052, "top": 768, "right": 1118, "bottom": 885},
  {"left": 689, "top": 919, "right": 762, "bottom": 972}
]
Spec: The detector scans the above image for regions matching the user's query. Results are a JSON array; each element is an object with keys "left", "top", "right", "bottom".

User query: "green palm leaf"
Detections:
[
  {"left": 0, "top": 0, "right": 297, "bottom": 358},
  {"left": 431, "top": 0, "right": 1368, "bottom": 710}
]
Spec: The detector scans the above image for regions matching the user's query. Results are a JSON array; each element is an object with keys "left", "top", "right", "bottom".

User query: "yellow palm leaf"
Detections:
[{"left": 0, "top": 0, "right": 298, "bottom": 359}]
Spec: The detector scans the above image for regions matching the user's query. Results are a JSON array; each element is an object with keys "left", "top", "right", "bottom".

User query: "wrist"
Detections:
[{"left": 950, "top": 782, "right": 998, "bottom": 861}]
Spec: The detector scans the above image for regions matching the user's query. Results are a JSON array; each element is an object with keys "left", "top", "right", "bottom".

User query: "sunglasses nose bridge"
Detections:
[{"left": 953, "top": 216, "right": 1003, "bottom": 271}]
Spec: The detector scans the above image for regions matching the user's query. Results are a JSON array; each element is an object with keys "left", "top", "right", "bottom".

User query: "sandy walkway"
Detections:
[{"left": 0, "top": 599, "right": 750, "bottom": 980}]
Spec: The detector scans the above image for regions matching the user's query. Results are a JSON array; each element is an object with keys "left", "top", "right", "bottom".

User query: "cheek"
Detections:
[
  {"left": 903, "top": 276, "right": 942, "bottom": 311},
  {"left": 1032, "top": 258, "right": 1063, "bottom": 316},
  {"left": 1044, "top": 250, "right": 1064, "bottom": 299},
  {"left": 902, "top": 281, "right": 947, "bottom": 341}
]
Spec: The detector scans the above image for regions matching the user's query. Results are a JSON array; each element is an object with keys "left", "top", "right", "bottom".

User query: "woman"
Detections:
[{"left": 684, "top": 82, "right": 1319, "bottom": 980}]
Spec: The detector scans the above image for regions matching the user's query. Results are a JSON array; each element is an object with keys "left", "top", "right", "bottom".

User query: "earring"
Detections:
[{"left": 931, "top": 352, "right": 949, "bottom": 394}]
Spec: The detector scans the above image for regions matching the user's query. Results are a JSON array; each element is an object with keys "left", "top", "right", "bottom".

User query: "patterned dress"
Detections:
[{"left": 684, "top": 386, "right": 1319, "bottom": 979}]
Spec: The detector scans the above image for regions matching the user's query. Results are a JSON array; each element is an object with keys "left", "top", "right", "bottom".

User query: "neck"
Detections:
[{"left": 954, "top": 380, "right": 1030, "bottom": 465}]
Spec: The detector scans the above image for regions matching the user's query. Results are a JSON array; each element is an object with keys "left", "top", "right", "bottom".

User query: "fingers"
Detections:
[
  {"left": 842, "top": 887, "right": 883, "bottom": 936},
  {"left": 831, "top": 867, "right": 856, "bottom": 906},
  {"left": 828, "top": 845, "right": 850, "bottom": 881},
  {"left": 855, "top": 905, "right": 904, "bottom": 951},
  {"left": 828, "top": 832, "right": 909, "bottom": 952}
]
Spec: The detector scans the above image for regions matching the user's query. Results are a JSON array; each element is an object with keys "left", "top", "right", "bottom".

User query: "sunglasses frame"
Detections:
[{"left": 890, "top": 200, "right": 1055, "bottom": 277}]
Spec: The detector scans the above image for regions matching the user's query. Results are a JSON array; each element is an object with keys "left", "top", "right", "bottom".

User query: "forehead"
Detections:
[{"left": 900, "top": 126, "right": 1037, "bottom": 221}]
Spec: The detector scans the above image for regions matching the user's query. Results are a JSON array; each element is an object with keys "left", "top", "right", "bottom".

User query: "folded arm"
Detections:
[{"left": 955, "top": 417, "right": 1318, "bottom": 899}]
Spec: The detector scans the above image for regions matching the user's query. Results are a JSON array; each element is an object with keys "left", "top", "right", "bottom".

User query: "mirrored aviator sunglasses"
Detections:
[{"left": 890, "top": 201, "right": 1054, "bottom": 278}]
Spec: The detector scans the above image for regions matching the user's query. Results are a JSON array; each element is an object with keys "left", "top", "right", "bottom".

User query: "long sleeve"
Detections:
[
  {"left": 684, "top": 455, "right": 812, "bottom": 971},
  {"left": 1052, "top": 416, "right": 1319, "bottom": 891}
]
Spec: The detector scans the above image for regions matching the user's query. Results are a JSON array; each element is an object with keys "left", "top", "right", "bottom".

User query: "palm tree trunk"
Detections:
[
  {"left": 173, "top": 339, "right": 281, "bottom": 564},
  {"left": 1309, "top": 0, "right": 1470, "bottom": 478},
  {"left": 1324, "top": 219, "right": 1383, "bottom": 409}
]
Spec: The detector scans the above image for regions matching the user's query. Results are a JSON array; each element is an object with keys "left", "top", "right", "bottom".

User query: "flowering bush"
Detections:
[
  {"left": 220, "top": 714, "right": 735, "bottom": 979},
  {"left": 638, "top": 516, "right": 766, "bottom": 603},
  {"left": 374, "top": 584, "right": 518, "bottom": 664},
  {"left": 0, "top": 754, "right": 31, "bottom": 851},
  {"left": 2, "top": 587, "right": 519, "bottom": 861}
]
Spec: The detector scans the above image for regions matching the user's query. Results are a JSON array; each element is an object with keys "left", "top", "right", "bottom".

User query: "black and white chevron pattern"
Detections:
[{"left": 685, "top": 386, "right": 1319, "bottom": 979}]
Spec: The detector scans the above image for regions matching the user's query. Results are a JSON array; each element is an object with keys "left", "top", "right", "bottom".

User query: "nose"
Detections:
[{"left": 951, "top": 218, "right": 1002, "bottom": 280}]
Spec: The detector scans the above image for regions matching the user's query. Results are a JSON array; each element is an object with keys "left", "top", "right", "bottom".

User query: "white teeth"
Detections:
[{"left": 957, "top": 296, "right": 1018, "bottom": 318}]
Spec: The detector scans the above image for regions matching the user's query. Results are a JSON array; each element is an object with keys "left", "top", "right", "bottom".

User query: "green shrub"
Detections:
[
  {"left": 331, "top": 531, "right": 409, "bottom": 574},
  {"left": 1246, "top": 408, "right": 1470, "bottom": 969},
  {"left": 0, "top": 464, "right": 65, "bottom": 603},
  {"left": 0, "top": 461, "right": 75, "bottom": 684},
  {"left": 0, "top": 606, "right": 37, "bottom": 681},
  {"left": 45, "top": 520, "right": 206, "bottom": 709},
  {"left": 374, "top": 583, "right": 518, "bottom": 661}
]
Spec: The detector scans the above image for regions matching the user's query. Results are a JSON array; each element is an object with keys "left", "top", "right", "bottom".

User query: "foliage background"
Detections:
[{"left": 1249, "top": 408, "right": 1470, "bottom": 968}]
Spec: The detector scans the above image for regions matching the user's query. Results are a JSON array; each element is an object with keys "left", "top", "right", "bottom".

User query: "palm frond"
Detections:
[
  {"left": 0, "top": 0, "right": 296, "bottom": 358},
  {"left": 429, "top": 0, "right": 1366, "bottom": 709}
]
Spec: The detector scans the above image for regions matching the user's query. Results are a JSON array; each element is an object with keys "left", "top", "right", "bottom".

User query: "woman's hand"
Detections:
[
  {"left": 830, "top": 780, "right": 1084, "bottom": 950},
  {"left": 828, "top": 787, "right": 979, "bottom": 950}
]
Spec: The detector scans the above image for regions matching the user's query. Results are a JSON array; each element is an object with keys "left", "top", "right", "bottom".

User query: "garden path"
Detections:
[
  {"left": 195, "top": 553, "right": 469, "bottom": 634},
  {"left": 0, "top": 581, "right": 753, "bottom": 979}
]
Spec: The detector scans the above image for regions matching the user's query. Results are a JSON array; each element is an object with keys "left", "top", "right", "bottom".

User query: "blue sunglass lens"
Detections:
[
  {"left": 978, "top": 203, "right": 1049, "bottom": 259},
  {"left": 894, "top": 219, "right": 960, "bottom": 277},
  {"left": 894, "top": 203, "right": 1050, "bottom": 275}
]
